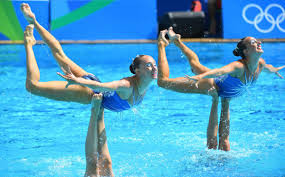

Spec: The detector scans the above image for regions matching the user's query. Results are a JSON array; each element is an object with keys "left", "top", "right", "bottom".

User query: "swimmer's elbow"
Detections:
[
  {"left": 157, "top": 78, "right": 168, "bottom": 88},
  {"left": 26, "top": 82, "right": 32, "bottom": 93},
  {"left": 25, "top": 80, "right": 37, "bottom": 93}
]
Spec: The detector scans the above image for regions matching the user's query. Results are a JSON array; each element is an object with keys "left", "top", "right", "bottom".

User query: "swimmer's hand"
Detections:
[
  {"left": 185, "top": 75, "right": 201, "bottom": 88},
  {"left": 57, "top": 67, "right": 80, "bottom": 88},
  {"left": 275, "top": 65, "right": 285, "bottom": 79}
]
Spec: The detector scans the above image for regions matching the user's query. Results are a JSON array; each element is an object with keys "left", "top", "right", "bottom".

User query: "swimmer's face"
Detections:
[
  {"left": 243, "top": 37, "right": 263, "bottom": 57},
  {"left": 137, "top": 55, "right": 157, "bottom": 79}
]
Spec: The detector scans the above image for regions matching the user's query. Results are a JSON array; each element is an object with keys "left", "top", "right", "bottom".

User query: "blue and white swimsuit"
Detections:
[
  {"left": 82, "top": 74, "right": 143, "bottom": 112},
  {"left": 214, "top": 70, "right": 256, "bottom": 98}
]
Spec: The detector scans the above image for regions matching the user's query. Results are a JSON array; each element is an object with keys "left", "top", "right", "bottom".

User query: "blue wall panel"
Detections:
[
  {"left": 223, "top": 0, "right": 285, "bottom": 39},
  {"left": 50, "top": 0, "right": 157, "bottom": 40}
]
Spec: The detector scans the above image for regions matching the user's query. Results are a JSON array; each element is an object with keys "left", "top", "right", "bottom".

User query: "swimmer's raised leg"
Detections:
[
  {"left": 24, "top": 24, "right": 38, "bottom": 82},
  {"left": 24, "top": 24, "right": 93, "bottom": 104},
  {"left": 21, "top": 3, "right": 87, "bottom": 77},
  {"left": 157, "top": 30, "right": 218, "bottom": 95},
  {"left": 168, "top": 27, "right": 209, "bottom": 75}
]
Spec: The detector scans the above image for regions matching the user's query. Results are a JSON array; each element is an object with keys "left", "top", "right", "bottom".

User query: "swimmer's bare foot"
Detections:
[
  {"left": 167, "top": 27, "right": 181, "bottom": 43},
  {"left": 158, "top": 29, "right": 169, "bottom": 47},
  {"left": 24, "top": 24, "right": 36, "bottom": 46},
  {"left": 21, "top": 3, "right": 36, "bottom": 24}
]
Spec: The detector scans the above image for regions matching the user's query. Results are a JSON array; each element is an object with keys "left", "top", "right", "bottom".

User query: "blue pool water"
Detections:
[{"left": 0, "top": 42, "right": 285, "bottom": 176}]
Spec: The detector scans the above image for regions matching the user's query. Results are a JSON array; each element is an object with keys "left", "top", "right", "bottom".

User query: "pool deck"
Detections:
[{"left": 1, "top": 38, "right": 285, "bottom": 44}]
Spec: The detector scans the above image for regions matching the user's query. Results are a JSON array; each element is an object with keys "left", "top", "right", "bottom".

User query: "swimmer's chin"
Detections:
[
  {"left": 258, "top": 49, "right": 264, "bottom": 54},
  {"left": 152, "top": 73, "right": 158, "bottom": 79}
]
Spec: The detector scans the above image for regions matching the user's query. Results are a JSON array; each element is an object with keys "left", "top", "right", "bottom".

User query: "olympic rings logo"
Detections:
[{"left": 242, "top": 3, "right": 285, "bottom": 33}]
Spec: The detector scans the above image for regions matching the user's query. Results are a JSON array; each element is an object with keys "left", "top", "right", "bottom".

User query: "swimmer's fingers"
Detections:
[
  {"left": 57, "top": 72, "right": 73, "bottom": 80},
  {"left": 185, "top": 75, "right": 200, "bottom": 88},
  {"left": 275, "top": 72, "right": 284, "bottom": 79},
  {"left": 57, "top": 72, "right": 71, "bottom": 88},
  {"left": 207, "top": 86, "right": 216, "bottom": 94},
  {"left": 274, "top": 65, "right": 285, "bottom": 79},
  {"left": 57, "top": 72, "right": 66, "bottom": 79},
  {"left": 276, "top": 65, "right": 285, "bottom": 77},
  {"left": 57, "top": 67, "right": 76, "bottom": 80},
  {"left": 57, "top": 72, "right": 77, "bottom": 88},
  {"left": 186, "top": 75, "right": 201, "bottom": 88},
  {"left": 185, "top": 75, "right": 198, "bottom": 81},
  {"left": 86, "top": 73, "right": 95, "bottom": 77},
  {"left": 60, "top": 65, "right": 73, "bottom": 75}
]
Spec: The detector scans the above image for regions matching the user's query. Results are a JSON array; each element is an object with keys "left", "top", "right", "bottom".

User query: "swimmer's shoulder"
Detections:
[
  {"left": 232, "top": 59, "right": 245, "bottom": 70},
  {"left": 116, "top": 76, "right": 135, "bottom": 96},
  {"left": 231, "top": 59, "right": 247, "bottom": 77}
]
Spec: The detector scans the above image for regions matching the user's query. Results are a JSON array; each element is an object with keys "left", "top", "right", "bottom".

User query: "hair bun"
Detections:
[
  {"left": 233, "top": 48, "right": 240, "bottom": 56},
  {"left": 129, "top": 63, "right": 136, "bottom": 74}
]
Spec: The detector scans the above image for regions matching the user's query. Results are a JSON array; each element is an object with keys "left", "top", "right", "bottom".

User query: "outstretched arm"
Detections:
[
  {"left": 260, "top": 59, "right": 285, "bottom": 79},
  {"left": 57, "top": 69, "right": 131, "bottom": 92},
  {"left": 187, "top": 61, "right": 243, "bottom": 81}
]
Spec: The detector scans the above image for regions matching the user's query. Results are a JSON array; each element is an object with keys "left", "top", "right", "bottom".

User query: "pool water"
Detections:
[{"left": 0, "top": 42, "right": 285, "bottom": 176}]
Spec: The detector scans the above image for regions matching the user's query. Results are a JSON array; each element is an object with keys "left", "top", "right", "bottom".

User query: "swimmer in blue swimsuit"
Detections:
[
  {"left": 21, "top": 3, "right": 157, "bottom": 176},
  {"left": 157, "top": 27, "right": 285, "bottom": 151}
]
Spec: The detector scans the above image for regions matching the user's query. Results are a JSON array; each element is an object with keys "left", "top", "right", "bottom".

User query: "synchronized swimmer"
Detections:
[
  {"left": 21, "top": 3, "right": 157, "bottom": 177},
  {"left": 157, "top": 27, "right": 285, "bottom": 151}
]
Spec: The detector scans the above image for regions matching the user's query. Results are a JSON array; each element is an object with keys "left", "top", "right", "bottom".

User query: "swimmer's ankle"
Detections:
[
  {"left": 26, "top": 16, "right": 36, "bottom": 24},
  {"left": 158, "top": 41, "right": 167, "bottom": 48}
]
